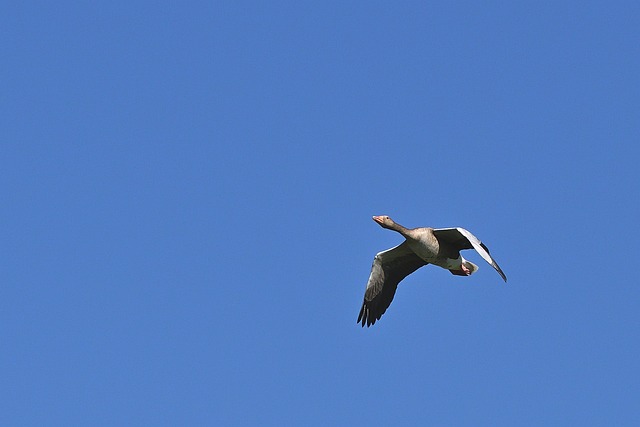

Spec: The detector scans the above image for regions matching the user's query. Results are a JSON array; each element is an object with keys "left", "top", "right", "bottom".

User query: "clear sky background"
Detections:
[{"left": 2, "top": 1, "right": 639, "bottom": 426}]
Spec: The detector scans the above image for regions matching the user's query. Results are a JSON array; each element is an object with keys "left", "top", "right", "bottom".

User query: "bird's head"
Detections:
[{"left": 372, "top": 215, "right": 396, "bottom": 229}]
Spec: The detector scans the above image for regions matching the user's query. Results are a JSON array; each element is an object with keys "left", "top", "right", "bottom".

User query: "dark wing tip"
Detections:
[
  {"left": 493, "top": 262, "right": 507, "bottom": 282},
  {"left": 357, "top": 301, "right": 377, "bottom": 327},
  {"left": 357, "top": 302, "right": 366, "bottom": 327}
]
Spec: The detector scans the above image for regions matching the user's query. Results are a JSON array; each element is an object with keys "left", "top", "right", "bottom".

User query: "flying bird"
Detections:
[{"left": 358, "top": 216, "right": 507, "bottom": 327}]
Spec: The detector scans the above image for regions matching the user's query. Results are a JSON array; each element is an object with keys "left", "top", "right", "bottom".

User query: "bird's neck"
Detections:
[{"left": 387, "top": 222, "right": 409, "bottom": 235}]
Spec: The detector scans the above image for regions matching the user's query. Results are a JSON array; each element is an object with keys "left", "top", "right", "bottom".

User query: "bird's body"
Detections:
[
  {"left": 404, "top": 227, "right": 476, "bottom": 272},
  {"left": 358, "top": 216, "right": 507, "bottom": 327},
  {"left": 403, "top": 227, "right": 439, "bottom": 261}
]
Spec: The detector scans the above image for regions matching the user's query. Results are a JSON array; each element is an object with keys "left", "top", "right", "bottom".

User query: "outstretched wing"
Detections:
[
  {"left": 433, "top": 228, "right": 507, "bottom": 282},
  {"left": 357, "top": 242, "right": 428, "bottom": 327}
]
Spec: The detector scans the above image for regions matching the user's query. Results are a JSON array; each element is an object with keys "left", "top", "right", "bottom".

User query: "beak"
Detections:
[{"left": 372, "top": 216, "right": 383, "bottom": 224}]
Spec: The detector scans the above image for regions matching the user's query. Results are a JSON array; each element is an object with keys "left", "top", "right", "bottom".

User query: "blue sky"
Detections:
[{"left": 2, "top": 1, "right": 639, "bottom": 425}]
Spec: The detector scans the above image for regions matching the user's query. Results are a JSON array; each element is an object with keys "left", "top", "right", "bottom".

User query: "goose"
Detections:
[{"left": 358, "top": 215, "right": 507, "bottom": 327}]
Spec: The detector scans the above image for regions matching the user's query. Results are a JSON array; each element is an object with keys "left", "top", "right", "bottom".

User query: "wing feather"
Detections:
[
  {"left": 433, "top": 227, "right": 507, "bottom": 282},
  {"left": 357, "top": 242, "right": 428, "bottom": 327}
]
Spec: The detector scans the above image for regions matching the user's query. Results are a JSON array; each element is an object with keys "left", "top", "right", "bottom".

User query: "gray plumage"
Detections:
[{"left": 358, "top": 216, "right": 507, "bottom": 327}]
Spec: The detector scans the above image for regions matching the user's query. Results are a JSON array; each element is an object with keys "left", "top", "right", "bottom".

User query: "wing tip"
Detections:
[
  {"left": 357, "top": 301, "right": 379, "bottom": 327},
  {"left": 357, "top": 303, "right": 365, "bottom": 326},
  {"left": 494, "top": 264, "right": 507, "bottom": 282}
]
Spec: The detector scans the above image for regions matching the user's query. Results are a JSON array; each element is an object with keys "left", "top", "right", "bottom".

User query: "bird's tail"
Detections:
[
  {"left": 462, "top": 258, "right": 479, "bottom": 275},
  {"left": 449, "top": 257, "right": 479, "bottom": 276}
]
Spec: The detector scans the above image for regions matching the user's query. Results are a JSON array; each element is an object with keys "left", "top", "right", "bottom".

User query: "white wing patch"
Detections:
[
  {"left": 456, "top": 227, "right": 507, "bottom": 282},
  {"left": 455, "top": 228, "right": 493, "bottom": 265}
]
